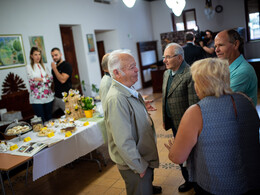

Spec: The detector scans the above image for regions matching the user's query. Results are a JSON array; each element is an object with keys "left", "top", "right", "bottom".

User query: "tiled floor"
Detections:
[
  {"left": 3, "top": 88, "right": 260, "bottom": 195},
  {"left": 1, "top": 87, "right": 195, "bottom": 195}
]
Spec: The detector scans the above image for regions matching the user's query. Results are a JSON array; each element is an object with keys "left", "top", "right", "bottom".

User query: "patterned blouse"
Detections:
[{"left": 26, "top": 64, "right": 54, "bottom": 104}]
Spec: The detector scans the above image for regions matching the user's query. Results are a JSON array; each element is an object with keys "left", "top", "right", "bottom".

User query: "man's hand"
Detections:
[
  {"left": 164, "top": 138, "right": 174, "bottom": 151},
  {"left": 51, "top": 62, "right": 57, "bottom": 70},
  {"left": 139, "top": 169, "right": 146, "bottom": 178},
  {"left": 145, "top": 100, "right": 157, "bottom": 111},
  {"left": 199, "top": 41, "right": 204, "bottom": 47}
]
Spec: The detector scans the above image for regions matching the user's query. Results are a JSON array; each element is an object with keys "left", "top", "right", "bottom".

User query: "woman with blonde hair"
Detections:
[
  {"left": 165, "top": 58, "right": 260, "bottom": 194},
  {"left": 27, "top": 47, "right": 54, "bottom": 122}
]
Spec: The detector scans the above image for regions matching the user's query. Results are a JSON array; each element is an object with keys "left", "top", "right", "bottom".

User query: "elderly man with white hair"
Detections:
[{"left": 104, "top": 49, "right": 160, "bottom": 195}]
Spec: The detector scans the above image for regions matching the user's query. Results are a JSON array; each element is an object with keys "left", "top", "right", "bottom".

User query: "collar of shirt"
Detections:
[
  {"left": 172, "top": 60, "right": 187, "bottom": 75},
  {"left": 171, "top": 70, "right": 177, "bottom": 76},
  {"left": 34, "top": 63, "right": 45, "bottom": 77},
  {"left": 229, "top": 54, "right": 243, "bottom": 73},
  {"left": 113, "top": 79, "right": 139, "bottom": 98},
  {"left": 105, "top": 72, "right": 111, "bottom": 77}
]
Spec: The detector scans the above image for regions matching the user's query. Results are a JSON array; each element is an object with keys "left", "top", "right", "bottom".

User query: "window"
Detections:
[
  {"left": 245, "top": 0, "right": 260, "bottom": 41},
  {"left": 171, "top": 9, "right": 197, "bottom": 31}
]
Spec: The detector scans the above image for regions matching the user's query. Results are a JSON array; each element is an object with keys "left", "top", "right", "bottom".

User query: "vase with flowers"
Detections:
[{"left": 80, "top": 96, "right": 96, "bottom": 118}]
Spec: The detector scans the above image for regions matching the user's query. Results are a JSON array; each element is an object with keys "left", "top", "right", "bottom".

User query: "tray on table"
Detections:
[{"left": 5, "top": 120, "right": 32, "bottom": 140}]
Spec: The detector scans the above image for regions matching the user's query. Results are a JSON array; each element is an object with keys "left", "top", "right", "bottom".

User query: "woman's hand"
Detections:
[
  {"left": 164, "top": 138, "right": 174, "bottom": 151},
  {"left": 34, "top": 77, "right": 43, "bottom": 82}
]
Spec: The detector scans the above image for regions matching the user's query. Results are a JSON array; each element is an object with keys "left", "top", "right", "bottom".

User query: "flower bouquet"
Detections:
[{"left": 80, "top": 96, "right": 96, "bottom": 118}]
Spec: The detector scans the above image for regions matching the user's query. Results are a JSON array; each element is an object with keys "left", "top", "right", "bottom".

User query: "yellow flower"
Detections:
[
  {"left": 63, "top": 97, "right": 68, "bottom": 103},
  {"left": 65, "top": 109, "right": 71, "bottom": 115},
  {"left": 83, "top": 121, "right": 89, "bottom": 126}
]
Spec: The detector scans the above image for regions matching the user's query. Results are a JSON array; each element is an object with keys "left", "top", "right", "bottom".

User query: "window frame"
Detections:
[
  {"left": 171, "top": 9, "right": 197, "bottom": 32},
  {"left": 244, "top": 0, "right": 260, "bottom": 42}
]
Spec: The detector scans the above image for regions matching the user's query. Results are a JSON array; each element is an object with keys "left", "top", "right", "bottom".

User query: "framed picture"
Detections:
[
  {"left": 29, "top": 36, "right": 47, "bottom": 63},
  {"left": 86, "top": 34, "right": 95, "bottom": 52},
  {"left": 0, "top": 34, "right": 26, "bottom": 70}
]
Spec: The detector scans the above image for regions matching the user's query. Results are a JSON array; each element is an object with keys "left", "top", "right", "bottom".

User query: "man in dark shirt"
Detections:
[
  {"left": 199, "top": 30, "right": 216, "bottom": 57},
  {"left": 51, "top": 47, "right": 72, "bottom": 114},
  {"left": 183, "top": 32, "right": 204, "bottom": 65}
]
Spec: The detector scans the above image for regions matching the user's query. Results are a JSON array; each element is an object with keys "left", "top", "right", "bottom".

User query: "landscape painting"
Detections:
[{"left": 0, "top": 34, "right": 26, "bottom": 69}]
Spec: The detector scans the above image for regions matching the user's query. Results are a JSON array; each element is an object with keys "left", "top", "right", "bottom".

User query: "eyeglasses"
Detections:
[{"left": 162, "top": 54, "right": 179, "bottom": 60}]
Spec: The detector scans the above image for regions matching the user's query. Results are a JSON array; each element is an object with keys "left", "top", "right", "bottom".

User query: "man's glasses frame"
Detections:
[{"left": 162, "top": 54, "right": 179, "bottom": 60}]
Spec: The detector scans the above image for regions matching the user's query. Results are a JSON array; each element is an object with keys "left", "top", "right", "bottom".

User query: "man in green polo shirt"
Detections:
[{"left": 215, "top": 29, "right": 258, "bottom": 106}]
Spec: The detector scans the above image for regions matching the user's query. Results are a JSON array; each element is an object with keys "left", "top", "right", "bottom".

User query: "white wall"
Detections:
[
  {"left": 150, "top": 0, "right": 260, "bottom": 59},
  {"left": 0, "top": 0, "right": 153, "bottom": 97},
  {"left": 96, "top": 30, "right": 120, "bottom": 54},
  {"left": 72, "top": 25, "right": 92, "bottom": 96},
  {"left": 1, "top": 0, "right": 260, "bottom": 98}
]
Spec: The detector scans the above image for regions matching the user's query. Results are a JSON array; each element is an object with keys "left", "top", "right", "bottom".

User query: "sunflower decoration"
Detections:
[
  {"left": 62, "top": 92, "right": 68, "bottom": 97},
  {"left": 65, "top": 109, "right": 71, "bottom": 115},
  {"left": 74, "top": 104, "right": 79, "bottom": 111},
  {"left": 63, "top": 97, "right": 68, "bottom": 103},
  {"left": 69, "top": 90, "right": 75, "bottom": 97},
  {"left": 2, "top": 72, "right": 26, "bottom": 95}
]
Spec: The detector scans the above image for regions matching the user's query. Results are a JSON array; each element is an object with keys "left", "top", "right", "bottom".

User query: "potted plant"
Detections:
[{"left": 80, "top": 96, "right": 96, "bottom": 118}]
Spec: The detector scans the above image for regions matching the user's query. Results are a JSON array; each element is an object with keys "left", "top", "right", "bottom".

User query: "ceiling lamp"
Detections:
[
  {"left": 122, "top": 0, "right": 136, "bottom": 8},
  {"left": 165, "top": 0, "right": 186, "bottom": 17}
]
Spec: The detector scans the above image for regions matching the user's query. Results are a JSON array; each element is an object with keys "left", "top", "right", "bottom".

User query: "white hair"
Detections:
[
  {"left": 165, "top": 43, "right": 184, "bottom": 58},
  {"left": 108, "top": 49, "right": 133, "bottom": 78}
]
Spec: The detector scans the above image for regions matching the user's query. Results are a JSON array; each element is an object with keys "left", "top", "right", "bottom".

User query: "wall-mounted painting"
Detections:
[
  {"left": 87, "top": 34, "right": 95, "bottom": 52},
  {"left": 29, "top": 36, "right": 47, "bottom": 63},
  {"left": 0, "top": 34, "right": 26, "bottom": 70}
]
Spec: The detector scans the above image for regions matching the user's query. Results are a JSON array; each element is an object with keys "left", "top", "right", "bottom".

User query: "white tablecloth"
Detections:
[
  {"left": 2, "top": 117, "right": 106, "bottom": 181},
  {"left": 32, "top": 122, "right": 104, "bottom": 181}
]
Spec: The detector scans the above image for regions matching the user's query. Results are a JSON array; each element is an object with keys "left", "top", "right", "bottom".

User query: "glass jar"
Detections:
[{"left": 30, "top": 115, "right": 43, "bottom": 132}]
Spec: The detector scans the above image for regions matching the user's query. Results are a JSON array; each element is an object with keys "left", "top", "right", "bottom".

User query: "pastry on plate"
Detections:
[
  {"left": 38, "top": 128, "right": 55, "bottom": 137},
  {"left": 60, "top": 126, "right": 76, "bottom": 133}
]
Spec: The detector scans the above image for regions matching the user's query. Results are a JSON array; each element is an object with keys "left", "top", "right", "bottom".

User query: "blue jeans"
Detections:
[{"left": 32, "top": 101, "right": 53, "bottom": 122}]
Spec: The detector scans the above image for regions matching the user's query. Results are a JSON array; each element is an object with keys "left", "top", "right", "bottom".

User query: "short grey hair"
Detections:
[
  {"left": 101, "top": 53, "right": 109, "bottom": 71},
  {"left": 165, "top": 43, "right": 184, "bottom": 58},
  {"left": 108, "top": 49, "right": 133, "bottom": 78}
]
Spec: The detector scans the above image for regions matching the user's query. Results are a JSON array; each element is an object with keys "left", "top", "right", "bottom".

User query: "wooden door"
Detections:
[
  {"left": 60, "top": 26, "right": 82, "bottom": 94},
  {"left": 97, "top": 41, "right": 105, "bottom": 77}
]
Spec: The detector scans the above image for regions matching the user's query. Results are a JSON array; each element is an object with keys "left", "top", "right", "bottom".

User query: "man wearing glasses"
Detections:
[{"left": 162, "top": 43, "right": 199, "bottom": 193}]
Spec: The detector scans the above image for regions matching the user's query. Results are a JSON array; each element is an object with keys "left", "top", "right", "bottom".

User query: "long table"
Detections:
[
  {"left": 33, "top": 120, "right": 105, "bottom": 180},
  {"left": 1, "top": 114, "right": 106, "bottom": 181}
]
